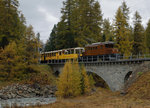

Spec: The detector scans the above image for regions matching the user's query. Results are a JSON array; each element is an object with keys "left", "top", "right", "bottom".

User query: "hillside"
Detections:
[{"left": 126, "top": 71, "right": 150, "bottom": 100}]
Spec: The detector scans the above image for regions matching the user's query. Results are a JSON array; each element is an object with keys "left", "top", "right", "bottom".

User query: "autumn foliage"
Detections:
[{"left": 56, "top": 61, "right": 93, "bottom": 98}]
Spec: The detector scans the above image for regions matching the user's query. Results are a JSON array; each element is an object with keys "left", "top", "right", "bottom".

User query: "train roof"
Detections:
[
  {"left": 85, "top": 41, "right": 115, "bottom": 47},
  {"left": 41, "top": 47, "right": 84, "bottom": 54}
]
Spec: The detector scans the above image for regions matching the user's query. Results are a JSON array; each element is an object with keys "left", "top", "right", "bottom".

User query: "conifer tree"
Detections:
[
  {"left": 0, "top": 0, "right": 26, "bottom": 49},
  {"left": 56, "top": 61, "right": 93, "bottom": 98},
  {"left": 23, "top": 25, "right": 39, "bottom": 65},
  {"left": 114, "top": 5, "right": 132, "bottom": 57},
  {"left": 133, "top": 11, "right": 146, "bottom": 55},
  {"left": 56, "top": 61, "right": 82, "bottom": 98},
  {"left": 0, "top": 42, "right": 26, "bottom": 81},
  {"left": 52, "top": 0, "right": 103, "bottom": 49},
  {"left": 80, "top": 65, "right": 90, "bottom": 94},
  {"left": 75, "top": 0, "right": 103, "bottom": 46},
  {"left": 145, "top": 19, "right": 150, "bottom": 53},
  {"left": 45, "top": 25, "right": 57, "bottom": 51},
  {"left": 103, "top": 18, "right": 113, "bottom": 41}
]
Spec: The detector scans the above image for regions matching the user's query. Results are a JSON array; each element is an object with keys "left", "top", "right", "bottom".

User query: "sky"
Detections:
[{"left": 19, "top": 0, "right": 150, "bottom": 43}]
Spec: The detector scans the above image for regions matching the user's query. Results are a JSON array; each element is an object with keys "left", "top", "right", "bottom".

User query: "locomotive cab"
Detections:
[{"left": 83, "top": 41, "right": 119, "bottom": 61}]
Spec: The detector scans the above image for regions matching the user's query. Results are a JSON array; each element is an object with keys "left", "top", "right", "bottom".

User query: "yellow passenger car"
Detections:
[{"left": 40, "top": 47, "right": 84, "bottom": 63}]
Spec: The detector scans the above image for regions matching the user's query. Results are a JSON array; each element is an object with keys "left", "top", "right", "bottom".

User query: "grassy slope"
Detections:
[{"left": 126, "top": 71, "right": 150, "bottom": 100}]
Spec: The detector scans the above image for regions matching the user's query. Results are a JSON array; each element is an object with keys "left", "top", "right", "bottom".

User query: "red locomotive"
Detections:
[{"left": 81, "top": 41, "right": 119, "bottom": 61}]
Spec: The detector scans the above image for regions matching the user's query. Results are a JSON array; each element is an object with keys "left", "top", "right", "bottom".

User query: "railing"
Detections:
[{"left": 41, "top": 54, "right": 150, "bottom": 64}]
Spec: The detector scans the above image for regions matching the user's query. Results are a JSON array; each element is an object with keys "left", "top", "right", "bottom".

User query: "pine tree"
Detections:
[
  {"left": 52, "top": 0, "right": 103, "bottom": 49},
  {"left": 45, "top": 25, "right": 57, "bottom": 51},
  {"left": 133, "top": 11, "right": 146, "bottom": 55},
  {"left": 103, "top": 18, "right": 113, "bottom": 41},
  {"left": 145, "top": 19, "right": 150, "bottom": 53},
  {"left": 56, "top": 0, "right": 76, "bottom": 49},
  {"left": 75, "top": 0, "right": 103, "bottom": 46}
]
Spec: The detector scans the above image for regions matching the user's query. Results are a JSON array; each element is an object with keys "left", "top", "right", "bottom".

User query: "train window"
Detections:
[
  {"left": 65, "top": 50, "right": 68, "bottom": 54},
  {"left": 59, "top": 52, "right": 61, "bottom": 55},
  {"left": 100, "top": 46, "right": 103, "bottom": 49},
  {"left": 71, "top": 49, "right": 74, "bottom": 54},
  {"left": 76, "top": 49, "right": 79, "bottom": 54},
  {"left": 105, "top": 44, "right": 113, "bottom": 48}
]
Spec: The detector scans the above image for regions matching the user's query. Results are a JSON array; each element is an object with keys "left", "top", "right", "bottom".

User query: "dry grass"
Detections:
[{"left": 26, "top": 88, "right": 150, "bottom": 108}]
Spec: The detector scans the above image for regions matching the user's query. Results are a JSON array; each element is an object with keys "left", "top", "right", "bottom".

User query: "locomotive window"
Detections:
[
  {"left": 100, "top": 46, "right": 103, "bottom": 49},
  {"left": 105, "top": 44, "right": 113, "bottom": 48}
]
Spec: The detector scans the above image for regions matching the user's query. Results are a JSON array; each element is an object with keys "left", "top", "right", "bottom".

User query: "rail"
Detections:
[{"left": 40, "top": 54, "right": 150, "bottom": 64}]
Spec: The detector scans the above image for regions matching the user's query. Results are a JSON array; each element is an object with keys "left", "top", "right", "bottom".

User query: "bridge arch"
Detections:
[
  {"left": 124, "top": 71, "right": 133, "bottom": 83},
  {"left": 87, "top": 71, "right": 109, "bottom": 89},
  {"left": 86, "top": 70, "right": 112, "bottom": 89}
]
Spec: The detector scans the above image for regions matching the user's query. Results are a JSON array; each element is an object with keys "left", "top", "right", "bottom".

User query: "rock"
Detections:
[{"left": 0, "top": 84, "right": 56, "bottom": 100}]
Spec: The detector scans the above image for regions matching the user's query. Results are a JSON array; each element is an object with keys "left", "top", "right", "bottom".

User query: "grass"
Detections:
[{"left": 25, "top": 88, "right": 150, "bottom": 108}]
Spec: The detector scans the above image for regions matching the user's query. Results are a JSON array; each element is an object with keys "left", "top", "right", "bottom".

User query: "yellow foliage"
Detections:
[
  {"left": 56, "top": 61, "right": 93, "bottom": 98},
  {"left": 80, "top": 65, "right": 90, "bottom": 94}
]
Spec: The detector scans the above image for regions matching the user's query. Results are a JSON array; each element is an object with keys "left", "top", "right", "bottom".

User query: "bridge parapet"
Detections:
[{"left": 43, "top": 54, "right": 150, "bottom": 65}]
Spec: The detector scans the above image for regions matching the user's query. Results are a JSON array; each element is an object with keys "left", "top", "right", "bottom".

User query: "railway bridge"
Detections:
[{"left": 46, "top": 55, "right": 150, "bottom": 91}]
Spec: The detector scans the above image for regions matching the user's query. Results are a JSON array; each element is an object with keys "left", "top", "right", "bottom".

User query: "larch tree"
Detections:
[
  {"left": 0, "top": 42, "right": 26, "bottom": 81},
  {"left": 80, "top": 65, "right": 90, "bottom": 94},
  {"left": 56, "top": 61, "right": 82, "bottom": 98},
  {"left": 133, "top": 11, "right": 146, "bottom": 55},
  {"left": 23, "top": 25, "right": 39, "bottom": 65},
  {"left": 114, "top": 2, "right": 132, "bottom": 57}
]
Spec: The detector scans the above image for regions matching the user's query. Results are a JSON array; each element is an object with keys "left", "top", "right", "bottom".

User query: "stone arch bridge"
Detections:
[{"left": 48, "top": 59, "right": 150, "bottom": 91}]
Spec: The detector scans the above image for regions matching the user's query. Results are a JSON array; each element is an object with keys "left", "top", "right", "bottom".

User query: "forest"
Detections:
[
  {"left": 0, "top": 0, "right": 55, "bottom": 83},
  {"left": 45, "top": 0, "right": 150, "bottom": 57}
]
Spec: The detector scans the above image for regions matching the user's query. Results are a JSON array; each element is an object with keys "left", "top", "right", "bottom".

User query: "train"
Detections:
[{"left": 40, "top": 41, "right": 119, "bottom": 63}]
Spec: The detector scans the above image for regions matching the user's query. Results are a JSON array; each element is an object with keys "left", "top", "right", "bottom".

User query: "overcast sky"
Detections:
[{"left": 19, "top": 0, "right": 150, "bottom": 43}]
